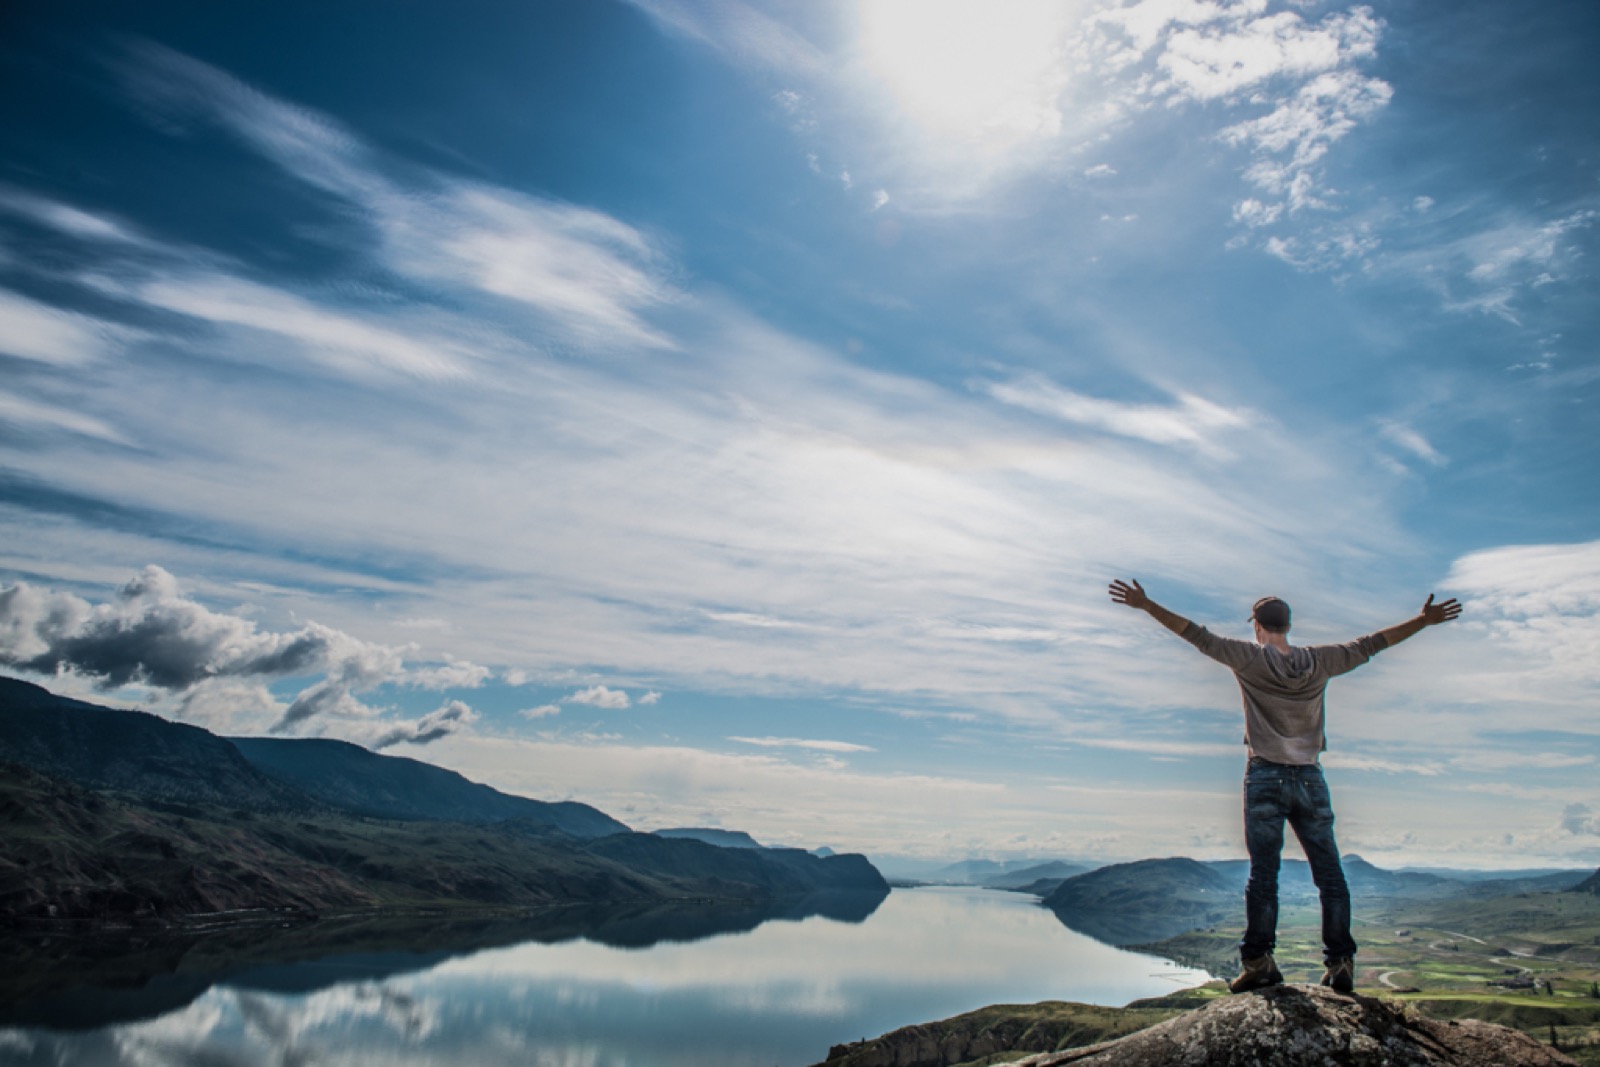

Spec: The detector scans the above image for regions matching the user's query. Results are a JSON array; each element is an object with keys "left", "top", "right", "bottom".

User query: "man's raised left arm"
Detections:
[{"left": 1375, "top": 593, "right": 1463, "bottom": 650}]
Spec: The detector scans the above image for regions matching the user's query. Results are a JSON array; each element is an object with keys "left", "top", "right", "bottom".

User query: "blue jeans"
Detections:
[{"left": 1241, "top": 758, "right": 1357, "bottom": 963}]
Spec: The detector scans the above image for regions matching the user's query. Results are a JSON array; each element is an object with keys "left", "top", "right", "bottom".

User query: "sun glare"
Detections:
[{"left": 859, "top": 0, "right": 1072, "bottom": 144}]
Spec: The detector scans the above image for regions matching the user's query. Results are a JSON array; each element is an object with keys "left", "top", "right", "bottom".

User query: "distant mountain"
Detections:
[
  {"left": 926, "top": 858, "right": 1007, "bottom": 884},
  {"left": 1457, "top": 870, "right": 1597, "bottom": 897},
  {"left": 0, "top": 677, "right": 310, "bottom": 812},
  {"left": 1398, "top": 865, "right": 1595, "bottom": 882},
  {"left": 230, "top": 737, "right": 628, "bottom": 838},
  {"left": 0, "top": 677, "right": 888, "bottom": 928},
  {"left": 1575, "top": 868, "right": 1600, "bottom": 894},
  {"left": 982, "top": 860, "right": 1090, "bottom": 890},
  {"left": 0, "top": 761, "right": 881, "bottom": 927},
  {"left": 1201, "top": 856, "right": 1456, "bottom": 901},
  {"left": 653, "top": 827, "right": 763, "bottom": 849},
  {"left": 927, "top": 858, "right": 1089, "bottom": 885},
  {"left": 1043, "top": 858, "right": 1236, "bottom": 944},
  {"left": 584, "top": 835, "right": 886, "bottom": 895}
]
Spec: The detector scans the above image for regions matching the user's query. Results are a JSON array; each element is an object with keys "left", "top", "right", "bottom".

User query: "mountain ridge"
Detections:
[
  {"left": 229, "top": 735, "right": 628, "bottom": 838},
  {"left": 0, "top": 676, "right": 887, "bottom": 927}
]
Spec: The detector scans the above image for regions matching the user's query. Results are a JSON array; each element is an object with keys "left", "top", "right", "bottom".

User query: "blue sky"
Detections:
[{"left": 1, "top": 0, "right": 1597, "bottom": 869}]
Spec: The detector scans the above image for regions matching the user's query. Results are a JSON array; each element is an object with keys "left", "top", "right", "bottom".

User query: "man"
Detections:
[{"left": 1106, "top": 578, "right": 1461, "bottom": 994}]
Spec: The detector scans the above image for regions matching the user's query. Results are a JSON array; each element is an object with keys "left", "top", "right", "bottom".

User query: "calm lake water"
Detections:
[{"left": 0, "top": 887, "right": 1210, "bottom": 1067}]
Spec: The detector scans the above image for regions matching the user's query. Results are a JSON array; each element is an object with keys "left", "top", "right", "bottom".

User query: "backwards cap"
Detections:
[{"left": 1251, "top": 596, "right": 1291, "bottom": 632}]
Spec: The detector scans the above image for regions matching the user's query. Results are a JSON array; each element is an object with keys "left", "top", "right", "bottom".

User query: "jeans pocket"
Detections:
[{"left": 1245, "top": 778, "right": 1282, "bottom": 817}]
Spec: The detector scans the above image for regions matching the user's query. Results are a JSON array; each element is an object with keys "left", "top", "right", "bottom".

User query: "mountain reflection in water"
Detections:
[
  {"left": 0, "top": 887, "right": 1208, "bottom": 1067},
  {"left": 0, "top": 890, "right": 888, "bottom": 1031}
]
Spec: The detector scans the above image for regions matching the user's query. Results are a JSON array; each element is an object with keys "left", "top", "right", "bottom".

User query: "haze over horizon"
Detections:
[{"left": 1, "top": 0, "right": 1596, "bottom": 870}]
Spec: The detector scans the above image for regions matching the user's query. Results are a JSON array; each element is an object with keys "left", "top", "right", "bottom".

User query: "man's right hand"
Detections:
[
  {"left": 1420, "top": 593, "right": 1462, "bottom": 626},
  {"left": 1109, "top": 578, "right": 1149, "bottom": 610}
]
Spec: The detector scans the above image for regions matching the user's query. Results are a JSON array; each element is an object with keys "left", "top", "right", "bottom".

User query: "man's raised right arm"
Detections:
[{"left": 1108, "top": 578, "right": 1192, "bottom": 637}]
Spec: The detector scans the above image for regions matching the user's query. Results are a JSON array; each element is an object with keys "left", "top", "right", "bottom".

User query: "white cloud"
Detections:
[
  {"left": 0, "top": 390, "right": 129, "bottom": 445},
  {"left": 639, "top": 690, "right": 662, "bottom": 705},
  {"left": 622, "top": 0, "right": 825, "bottom": 76},
  {"left": 0, "top": 289, "right": 111, "bottom": 366},
  {"left": 0, "top": 187, "right": 142, "bottom": 244},
  {"left": 1378, "top": 420, "right": 1447, "bottom": 468},
  {"left": 137, "top": 275, "right": 475, "bottom": 381},
  {"left": 1084, "top": 163, "right": 1117, "bottom": 179},
  {"left": 1321, "top": 753, "right": 1444, "bottom": 776},
  {"left": 427, "top": 732, "right": 1239, "bottom": 860},
  {"left": 1380, "top": 206, "right": 1600, "bottom": 323},
  {"left": 1232, "top": 198, "right": 1282, "bottom": 228},
  {"left": 565, "top": 684, "right": 632, "bottom": 709},
  {"left": 1561, "top": 803, "right": 1600, "bottom": 836},
  {"left": 1222, "top": 69, "right": 1392, "bottom": 213},
  {"left": 519, "top": 704, "right": 561, "bottom": 719},
  {"left": 117, "top": 43, "right": 678, "bottom": 353},
  {"left": 1158, "top": 9, "right": 1381, "bottom": 102},
  {"left": 982, "top": 374, "right": 1249, "bottom": 455},
  {"left": 406, "top": 656, "right": 492, "bottom": 690},
  {"left": 729, "top": 736, "right": 876, "bottom": 753},
  {"left": 1261, "top": 223, "right": 1379, "bottom": 270}
]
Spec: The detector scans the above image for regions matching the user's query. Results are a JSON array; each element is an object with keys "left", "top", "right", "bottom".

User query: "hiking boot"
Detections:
[
  {"left": 1321, "top": 956, "right": 1354, "bottom": 994},
  {"left": 1229, "top": 953, "right": 1283, "bottom": 993}
]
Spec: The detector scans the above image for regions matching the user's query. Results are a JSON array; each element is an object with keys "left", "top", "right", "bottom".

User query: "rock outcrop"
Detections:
[{"left": 1011, "top": 984, "right": 1574, "bottom": 1067}]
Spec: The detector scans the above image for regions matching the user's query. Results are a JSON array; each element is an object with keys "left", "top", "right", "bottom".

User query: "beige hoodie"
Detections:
[{"left": 1180, "top": 623, "right": 1388, "bottom": 765}]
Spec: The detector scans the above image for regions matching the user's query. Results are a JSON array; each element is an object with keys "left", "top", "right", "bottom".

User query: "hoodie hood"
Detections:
[{"left": 1264, "top": 644, "right": 1317, "bottom": 686}]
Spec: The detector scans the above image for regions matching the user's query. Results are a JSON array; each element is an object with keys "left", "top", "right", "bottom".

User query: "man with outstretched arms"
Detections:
[{"left": 1106, "top": 578, "right": 1461, "bottom": 994}]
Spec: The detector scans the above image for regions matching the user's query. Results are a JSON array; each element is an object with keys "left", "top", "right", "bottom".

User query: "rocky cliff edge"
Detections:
[{"left": 1012, "top": 984, "right": 1573, "bottom": 1067}]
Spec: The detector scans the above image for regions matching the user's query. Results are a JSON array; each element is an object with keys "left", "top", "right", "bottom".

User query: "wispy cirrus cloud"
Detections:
[
  {"left": 729, "top": 736, "right": 876, "bottom": 753},
  {"left": 623, "top": 0, "right": 825, "bottom": 76},
  {"left": 116, "top": 41, "right": 679, "bottom": 353},
  {"left": 0, "top": 289, "right": 114, "bottom": 366},
  {"left": 0, "top": 186, "right": 143, "bottom": 244},
  {"left": 0, "top": 43, "right": 1414, "bottom": 733},
  {"left": 980, "top": 373, "right": 1250, "bottom": 456}
]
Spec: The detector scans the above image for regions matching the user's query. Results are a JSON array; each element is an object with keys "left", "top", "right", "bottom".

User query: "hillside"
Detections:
[
  {"left": 230, "top": 736, "right": 627, "bottom": 837},
  {"left": 654, "top": 827, "right": 765, "bottom": 849},
  {"left": 1042, "top": 858, "right": 1235, "bottom": 944},
  {"left": 0, "top": 677, "right": 311, "bottom": 812},
  {"left": 984, "top": 861, "right": 1090, "bottom": 891},
  {"left": 0, "top": 760, "right": 886, "bottom": 928},
  {"left": 0, "top": 678, "right": 887, "bottom": 928}
]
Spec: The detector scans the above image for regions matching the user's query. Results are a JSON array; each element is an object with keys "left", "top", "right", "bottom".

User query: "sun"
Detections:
[{"left": 858, "top": 0, "right": 1074, "bottom": 143}]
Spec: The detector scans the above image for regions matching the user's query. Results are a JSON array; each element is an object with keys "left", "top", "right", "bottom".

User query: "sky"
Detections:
[{"left": 0, "top": 0, "right": 1597, "bottom": 871}]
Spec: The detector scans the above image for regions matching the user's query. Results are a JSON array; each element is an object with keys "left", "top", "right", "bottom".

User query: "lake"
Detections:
[{"left": 0, "top": 887, "right": 1211, "bottom": 1066}]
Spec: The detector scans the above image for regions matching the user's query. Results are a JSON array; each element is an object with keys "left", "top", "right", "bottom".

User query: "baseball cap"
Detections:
[{"left": 1251, "top": 597, "right": 1291, "bottom": 632}]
